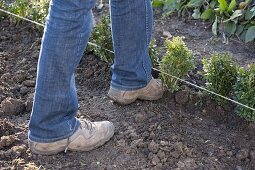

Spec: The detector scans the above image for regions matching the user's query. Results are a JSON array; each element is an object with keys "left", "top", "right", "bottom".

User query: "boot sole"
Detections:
[
  {"left": 29, "top": 127, "right": 115, "bottom": 155},
  {"left": 108, "top": 92, "right": 163, "bottom": 105}
]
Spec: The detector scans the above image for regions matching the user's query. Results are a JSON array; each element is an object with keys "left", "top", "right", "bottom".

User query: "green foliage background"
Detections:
[
  {"left": 152, "top": 0, "right": 255, "bottom": 42},
  {"left": 1, "top": 0, "right": 49, "bottom": 24}
]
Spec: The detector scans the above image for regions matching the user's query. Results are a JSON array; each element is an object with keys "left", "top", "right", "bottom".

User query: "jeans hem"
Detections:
[
  {"left": 28, "top": 120, "right": 80, "bottom": 143},
  {"left": 110, "top": 76, "right": 152, "bottom": 91}
]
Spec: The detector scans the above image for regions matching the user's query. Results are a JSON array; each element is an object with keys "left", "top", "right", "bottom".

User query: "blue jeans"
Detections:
[{"left": 29, "top": 0, "right": 153, "bottom": 142}]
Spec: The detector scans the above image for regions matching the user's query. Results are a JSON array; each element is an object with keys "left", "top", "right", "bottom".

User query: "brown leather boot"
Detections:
[
  {"left": 29, "top": 119, "right": 114, "bottom": 155},
  {"left": 108, "top": 78, "right": 165, "bottom": 105}
]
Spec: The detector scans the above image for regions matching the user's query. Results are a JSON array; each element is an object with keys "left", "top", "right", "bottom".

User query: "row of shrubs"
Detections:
[
  {"left": 89, "top": 14, "right": 255, "bottom": 121},
  {"left": 1, "top": 1, "right": 254, "bottom": 121},
  {"left": 160, "top": 36, "right": 254, "bottom": 121}
]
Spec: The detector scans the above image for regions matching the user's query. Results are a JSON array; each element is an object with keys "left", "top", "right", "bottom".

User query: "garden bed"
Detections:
[{"left": 0, "top": 3, "right": 255, "bottom": 170}]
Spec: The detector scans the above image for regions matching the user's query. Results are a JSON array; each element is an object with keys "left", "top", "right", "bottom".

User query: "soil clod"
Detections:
[{"left": 0, "top": 97, "right": 25, "bottom": 116}]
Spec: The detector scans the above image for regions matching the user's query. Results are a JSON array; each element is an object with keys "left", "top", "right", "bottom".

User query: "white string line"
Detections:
[
  {"left": 1, "top": 8, "right": 254, "bottom": 111},
  {"left": 0, "top": 8, "right": 45, "bottom": 27},
  {"left": 0, "top": 8, "right": 107, "bottom": 50},
  {"left": 153, "top": 68, "right": 255, "bottom": 111}
]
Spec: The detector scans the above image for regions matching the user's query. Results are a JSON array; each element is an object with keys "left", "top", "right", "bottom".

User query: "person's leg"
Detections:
[
  {"left": 28, "top": 0, "right": 114, "bottom": 154},
  {"left": 108, "top": 0, "right": 165, "bottom": 105},
  {"left": 29, "top": 0, "right": 95, "bottom": 143},
  {"left": 110, "top": 0, "right": 153, "bottom": 90}
]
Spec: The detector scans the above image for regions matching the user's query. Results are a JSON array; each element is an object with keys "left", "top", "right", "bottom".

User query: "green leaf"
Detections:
[
  {"left": 201, "top": 8, "right": 213, "bottom": 20},
  {"left": 186, "top": 0, "right": 203, "bottom": 8},
  {"left": 245, "top": 9, "right": 255, "bottom": 20},
  {"left": 244, "top": 23, "right": 252, "bottom": 30},
  {"left": 240, "top": 20, "right": 250, "bottom": 25},
  {"left": 212, "top": 16, "right": 218, "bottom": 35},
  {"left": 163, "top": 0, "right": 181, "bottom": 13},
  {"left": 224, "top": 21, "right": 237, "bottom": 36},
  {"left": 210, "top": 0, "right": 217, "bottom": 8},
  {"left": 230, "top": 9, "right": 243, "bottom": 19},
  {"left": 192, "top": 9, "right": 201, "bottom": 19},
  {"left": 152, "top": 0, "right": 165, "bottom": 7},
  {"left": 251, "top": 6, "right": 255, "bottom": 12},
  {"left": 228, "top": 0, "right": 236, "bottom": 12},
  {"left": 245, "top": 26, "right": 255, "bottom": 43},
  {"left": 218, "top": 0, "right": 228, "bottom": 12},
  {"left": 224, "top": 10, "right": 243, "bottom": 22},
  {"left": 235, "top": 24, "right": 244, "bottom": 36},
  {"left": 214, "top": 7, "right": 221, "bottom": 13}
]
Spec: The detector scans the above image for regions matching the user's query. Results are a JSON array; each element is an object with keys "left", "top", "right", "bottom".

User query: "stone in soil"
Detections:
[
  {"left": 236, "top": 149, "right": 250, "bottom": 160},
  {"left": 236, "top": 166, "right": 243, "bottom": 170},
  {"left": 226, "top": 151, "right": 233, "bottom": 156},
  {"left": 0, "top": 97, "right": 25, "bottom": 116},
  {"left": 160, "top": 140, "right": 169, "bottom": 146},
  {"left": 11, "top": 144, "right": 27, "bottom": 157},
  {"left": 23, "top": 80, "right": 35, "bottom": 87},
  {"left": 25, "top": 93, "right": 34, "bottom": 112},
  {"left": 129, "top": 132, "right": 139, "bottom": 140},
  {"left": 169, "top": 151, "right": 181, "bottom": 159},
  {"left": 174, "top": 142, "right": 184, "bottom": 153},
  {"left": 176, "top": 158, "right": 197, "bottom": 169},
  {"left": 116, "top": 139, "right": 126, "bottom": 147},
  {"left": 151, "top": 154, "right": 160, "bottom": 166},
  {"left": 13, "top": 72, "right": 26, "bottom": 83},
  {"left": 20, "top": 87, "right": 29, "bottom": 95},
  {"left": 134, "top": 112, "right": 146, "bottom": 123},
  {"left": 157, "top": 150, "right": 166, "bottom": 160},
  {"left": 215, "top": 106, "right": 225, "bottom": 116},
  {"left": 175, "top": 90, "right": 189, "bottom": 105},
  {"left": 84, "top": 70, "right": 94, "bottom": 78},
  {"left": 0, "top": 135, "right": 18, "bottom": 149},
  {"left": 1, "top": 144, "right": 27, "bottom": 159},
  {"left": 0, "top": 119, "right": 18, "bottom": 136},
  {"left": 1, "top": 73, "right": 12, "bottom": 83},
  {"left": 149, "top": 131, "right": 156, "bottom": 139},
  {"left": 130, "top": 138, "right": 144, "bottom": 148},
  {"left": 250, "top": 150, "right": 255, "bottom": 160},
  {"left": 248, "top": 122, "right": 255, "bottom": 130},
  {"left": 148, "top": 140, "right": 159, "bottom": 154}
]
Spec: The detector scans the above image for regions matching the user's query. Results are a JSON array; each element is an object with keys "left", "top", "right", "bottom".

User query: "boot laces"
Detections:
[
  {"left": 64, "top": 119, "right": 95, "bottom": 153},
  {"left": 80, "top": 119, "right": 96, "bottom": 132}
]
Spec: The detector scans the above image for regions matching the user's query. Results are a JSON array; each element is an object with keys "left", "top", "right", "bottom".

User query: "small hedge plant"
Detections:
[
  {"left": 202, "top": 53, "right": 238, "bottom": 104},
  {"left": 87, "top": 14, "right": 159, "bottom": 66},
  {"left": 234, "top": 64, "right": 255, "bottom": 121},
  {"left": 159, "top": 36, "right": 195, "bottom": 92},
  {"left": 87, "top": 15, "right": 114, "bottom": 64},
  {"left": 149, "top": 38, "right": 160, "bottom": 68}
]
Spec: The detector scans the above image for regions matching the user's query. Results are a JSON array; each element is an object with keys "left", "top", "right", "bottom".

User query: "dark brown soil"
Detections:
[{"left": 0, "top": 3, "right": 255, "bottom": 170}]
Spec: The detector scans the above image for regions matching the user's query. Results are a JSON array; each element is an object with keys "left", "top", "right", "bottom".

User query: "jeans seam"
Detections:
[
  {"left": 143, "top": 0, "right": 150, "bottom": 82},
  {"left": 66, "top": 11, "right": 81, "bottom": 132}
]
